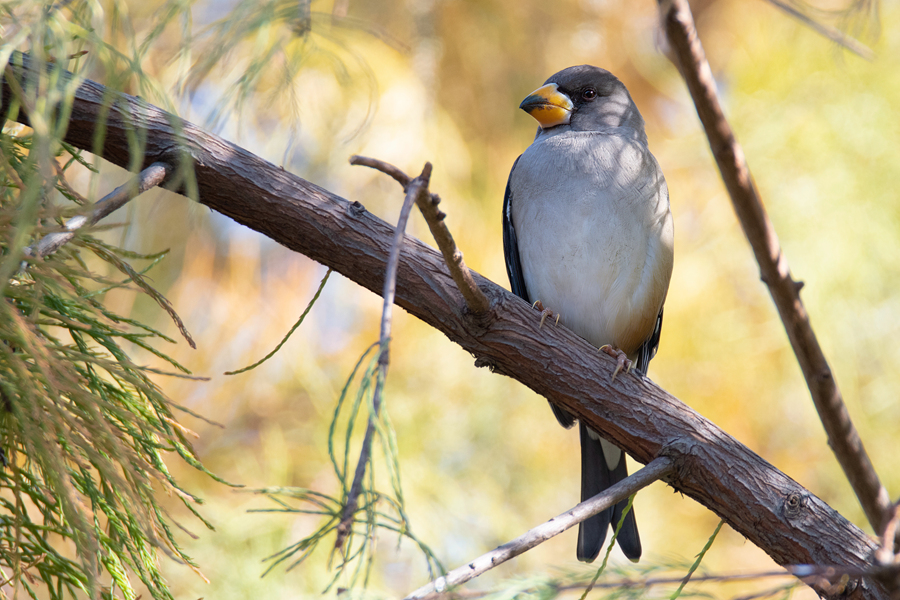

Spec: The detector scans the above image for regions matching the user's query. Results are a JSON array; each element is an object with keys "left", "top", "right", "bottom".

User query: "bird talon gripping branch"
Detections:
[
  {"left": 600, "top": 344, "right": 633, "bottom": 381},
  {"left": 503, "top": 65, "right": 673, "bottom": 563},
  {"left": 532, "top": 300, "right": 555, "bottom": 329}
]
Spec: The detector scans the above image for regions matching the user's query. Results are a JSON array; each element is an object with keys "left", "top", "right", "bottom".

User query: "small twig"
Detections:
[
  {"left": 659, "top": 0, "right": 892, "bottom": 538},
  {"left": 414, "top": 189, "right": 490, "bottom": 314},
  {"left": 764, "top": 0, "right": 875, "bottom": 60},
  {"left": 224, "top": 268, "right": 332, "bottom": 375},
  {"left": 404, "top": 457, "right": 674, "bottom": 599},
  {"left": 350, "top": 155, "right": 411, "bottom": 188},
  {"left": 23, "top": 162, "right": 171, "bottom": 263},
  {"left": 875, "top": 500, "right": 900, "bottom": 565},
  {"left": 334, "top": 163, "right": 432, "bottom": 552},
  {"left": 413, "top": 562, "right": 900, "bottom": 600},
  {"left": 415, "top": 570, "right": 800, "bottom": 600},
  {"left": 350, "top": 155, "right": 490, "bottom": 314}
]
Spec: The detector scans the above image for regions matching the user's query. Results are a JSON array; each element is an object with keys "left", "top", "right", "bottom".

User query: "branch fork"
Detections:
[
  {"left": 350, "top": 155, "right": 490, "bottom": 315},
  {"left": 22, "top": 162, "right": 171, "bottom": 265}
]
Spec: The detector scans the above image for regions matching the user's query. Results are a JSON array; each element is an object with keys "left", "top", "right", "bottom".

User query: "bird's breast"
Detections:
[{"left": 510, "top": 131, "right": 674, "bottom": 355}]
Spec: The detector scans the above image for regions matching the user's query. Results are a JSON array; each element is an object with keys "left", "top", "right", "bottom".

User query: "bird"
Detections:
[{"left": 502, "top": 65, "right": 674, "bottom": 562}]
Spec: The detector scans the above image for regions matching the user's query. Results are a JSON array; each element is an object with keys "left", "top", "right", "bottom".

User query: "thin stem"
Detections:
[
  {"left": 334, "top": 163, "right": 433, "bottom": 551},
  {"left": 404, "top": 457, "right": 674, "bottom": 599},
  {"left": 24, "top": 162, "right": 171, "bottom": 263}
]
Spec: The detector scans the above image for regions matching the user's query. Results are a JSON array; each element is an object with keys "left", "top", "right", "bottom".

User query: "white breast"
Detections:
[{"left": 510, "top": 130, "right": 674, "bottom": 356}]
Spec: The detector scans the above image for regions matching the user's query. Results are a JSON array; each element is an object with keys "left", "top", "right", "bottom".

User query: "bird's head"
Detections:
[{"left": 519, "top": 65, "right": 645, "bottom": 137}]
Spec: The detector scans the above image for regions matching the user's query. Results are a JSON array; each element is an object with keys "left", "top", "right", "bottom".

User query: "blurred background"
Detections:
[{"left": 22, "top": 0, "right": 900, "bottom": 597}]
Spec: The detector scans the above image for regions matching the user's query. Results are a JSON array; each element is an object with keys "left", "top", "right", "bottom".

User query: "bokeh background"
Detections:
[{"left": 27, "top": 0, "right": 900, "bottom": 597}]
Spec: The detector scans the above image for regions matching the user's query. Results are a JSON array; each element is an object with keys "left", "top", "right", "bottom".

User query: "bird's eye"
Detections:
[{"left": 581, "top": 88, "right": 597, "bottom": 100}]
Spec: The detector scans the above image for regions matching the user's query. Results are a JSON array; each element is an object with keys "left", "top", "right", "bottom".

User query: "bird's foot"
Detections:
[
  {"left": 532, "top": 300, "right": 559, "bottom": 329},
  {"left": 599, "top": 344, "right": 632, "bottom": 381}
]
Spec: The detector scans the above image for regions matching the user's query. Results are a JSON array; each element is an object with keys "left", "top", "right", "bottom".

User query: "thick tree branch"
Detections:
[
  {"left": 2, "top": 57, "right": 887, "bottom": 599},
  {"left": 659, "top": 0, "right": 893, "bottom": 542}
]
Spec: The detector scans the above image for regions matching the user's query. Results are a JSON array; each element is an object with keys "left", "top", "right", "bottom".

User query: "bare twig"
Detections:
[
  {"left": 415, "top": 571, "right": 797, "bottom": 600},
  {"left": 334, "top": 163, "right": 433, "bottom": 552},
  {"left": 24, "top": 162, "right": 171, "bottom": 262},
  {"left": 766, "top": 0, "right": 875, "bottom": 60},
  {"left": 414, "top": 188, "right": 491, "bottom": 314},
  {"left": 659, "top": 0, "right": 892, "bottom": 538},
  {"left": 874, "top": 500, "right": 900, "bottom": 566},
  {"left": 351, "top": 155, "right": 490, "bottom": 314},
  {"left": 764, "top": 0, "right": 874, "bottom": 60},
  {"left": 350, "top": 155, "right": 411, "bottom": 187},
  {"left": 404, "top": 457, "right": 674, "bottom": 599},
  {"left": 405, "top": 563, "right": 900, "bottom": 600}
]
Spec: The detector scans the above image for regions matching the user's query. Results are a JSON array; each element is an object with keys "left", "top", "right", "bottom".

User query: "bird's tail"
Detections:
[{"left": 576, "top": 422, "right": 642, "bottom": 562}]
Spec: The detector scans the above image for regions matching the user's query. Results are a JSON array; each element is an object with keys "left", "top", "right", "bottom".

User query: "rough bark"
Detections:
[{"left": 1, "top": 59, "right": 886, "bottom": 599}]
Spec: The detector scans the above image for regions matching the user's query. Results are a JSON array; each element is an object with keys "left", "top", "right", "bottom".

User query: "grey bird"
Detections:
[{"left": 503, "top": 65, "right": 674, "bottom": 562}]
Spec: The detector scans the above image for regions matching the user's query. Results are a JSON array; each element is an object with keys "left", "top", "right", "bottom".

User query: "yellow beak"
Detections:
[{"left": 519, "top": 83, "right": 573, "bottom": 129}]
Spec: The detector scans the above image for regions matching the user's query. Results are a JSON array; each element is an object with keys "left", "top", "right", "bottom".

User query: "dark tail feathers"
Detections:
[{"left": 576, "top": 422, "right": 641, "bottom": 562}]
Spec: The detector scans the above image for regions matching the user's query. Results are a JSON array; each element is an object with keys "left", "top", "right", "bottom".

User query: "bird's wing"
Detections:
[
  {"left": 503, "top": 156, "right": 529, "bottom": 300},
  {"left": 504, "top": 156, "right": 577, "bottom": 429},
  {"left": 635, "top": 308, "right": 664, "bottom": 376}
]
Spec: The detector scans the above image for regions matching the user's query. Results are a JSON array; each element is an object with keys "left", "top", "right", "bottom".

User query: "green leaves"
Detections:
[{"left": 0, "top": 116, "right": 210, "bottom": 599}]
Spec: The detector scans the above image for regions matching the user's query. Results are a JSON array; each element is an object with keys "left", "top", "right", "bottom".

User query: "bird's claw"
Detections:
[
  {"left": 599, "top": 344, "right": 632, "bottom": 381},
  {"left": 532, "top": 300, "right": 558, "bottom": 329}
]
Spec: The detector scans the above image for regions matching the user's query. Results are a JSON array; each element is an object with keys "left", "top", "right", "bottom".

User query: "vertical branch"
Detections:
[
  {"left": 334, "top": 163, "right": 434, "bottom": 551},
  {"left": 658, "top": 0, "right": 892, "bottom": 535}
]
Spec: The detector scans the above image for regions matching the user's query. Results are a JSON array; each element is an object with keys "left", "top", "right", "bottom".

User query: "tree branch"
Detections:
[
  {"left": 350, "top": 155, "right": 490, "bottom": 315},
  {"left": 24, "top": 161, "right": 171, "bottom": 263},
  {"left": 658, "top": 0, "right": 893, "bottom": 542},
  {"left": 405, "top": 457, "right": 674, "bottom": 599},
  {"left": 2, "top": 56, "right": 887, "bottom": 599}
]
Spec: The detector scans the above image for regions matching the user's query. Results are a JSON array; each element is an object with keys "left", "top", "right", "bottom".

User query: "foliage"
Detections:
[
  {"left": 0, "top": 5, "right": 217, "bottom": 597},
  {"left": 252, "top": 341, "right": 442, "bottom": 590},
  {"left": 231, "top": 280, "right": 443, "bottom": 590},
  {"left": 0, "top": 125, "right": 214, "bottom": 599}
]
